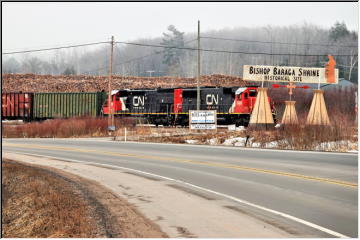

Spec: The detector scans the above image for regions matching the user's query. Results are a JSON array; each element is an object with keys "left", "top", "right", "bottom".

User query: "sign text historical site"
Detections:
[{"left": 243, "top": 65, "right": 338, "bottom": 84}]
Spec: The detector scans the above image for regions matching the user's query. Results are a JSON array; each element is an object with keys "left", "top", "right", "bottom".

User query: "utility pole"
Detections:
[
  {"left": 108, "top": 36, "right": 115, "bottom": 132},
  {"left": 146, "top": 70, "right": 155, "bottom": 77},
  {"left": 197, "top": 20, "right": 201, "bottom": 110}
]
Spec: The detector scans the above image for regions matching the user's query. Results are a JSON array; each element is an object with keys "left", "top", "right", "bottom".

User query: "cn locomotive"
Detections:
[{"left": 103, "top": 86, "right": 276, "bottom": 126}]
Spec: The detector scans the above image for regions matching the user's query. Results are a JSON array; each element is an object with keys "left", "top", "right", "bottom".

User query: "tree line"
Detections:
[{"left": 2, "top": 21, "right": 358, "bottom": 83}]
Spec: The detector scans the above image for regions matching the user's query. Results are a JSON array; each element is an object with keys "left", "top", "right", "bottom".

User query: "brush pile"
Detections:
[{"left": 2, "top": 73, "right": 250, "bottom": 93}]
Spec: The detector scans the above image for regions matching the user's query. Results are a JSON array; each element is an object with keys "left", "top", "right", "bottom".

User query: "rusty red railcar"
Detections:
[{"left": 1, "top": 93, "right": 33, "bottom": 120}]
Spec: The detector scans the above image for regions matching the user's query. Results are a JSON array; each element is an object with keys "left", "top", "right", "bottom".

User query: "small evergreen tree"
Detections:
[
  {"left": 161, "top": 25, "right": 185, "bottom": 75},
  {"left": 329, "top": 21, "right": 350, "bottom": 42}
]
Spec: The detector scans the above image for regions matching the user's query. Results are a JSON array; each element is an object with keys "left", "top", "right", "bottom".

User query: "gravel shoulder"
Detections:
[{"left": 3, "top": 152, "right": 316, "bottom": 238}]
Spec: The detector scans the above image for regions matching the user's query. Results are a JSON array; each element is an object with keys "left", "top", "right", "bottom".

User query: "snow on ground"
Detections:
[
  {"left": 221, "top": 137, "right": 356, "bottom": 152},
  {"left": 236, "top": 126, "right": 246, "bottom": 131},
  {"left": 223, "top": 137, "right": 248, "bottom": 147},
  {"left": 182, "top": 132, "right": 357, "bottom": 152},
  {"left": 249, "top": 142, "right": 278, "bottom": 148},
  {"left": 261, "top": 141, "right": 279, "bottom": 149},
  {"left": 207, "top": 138, "right": 219, "bottom": 145},
  {"left": 314, "top": 140, "right": 358, "bottom": 152}
]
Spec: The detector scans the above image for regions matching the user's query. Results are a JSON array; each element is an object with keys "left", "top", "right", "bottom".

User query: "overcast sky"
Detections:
[{"left": 2, "top": 2, "right": 359, "bottom": 51}]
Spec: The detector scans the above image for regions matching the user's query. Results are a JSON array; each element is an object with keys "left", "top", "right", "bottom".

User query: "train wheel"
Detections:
[{"left": 235, "top": 119, "right": 243, "bottom": 127}]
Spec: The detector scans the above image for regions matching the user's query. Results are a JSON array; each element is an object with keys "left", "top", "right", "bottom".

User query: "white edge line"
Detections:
[
  {"left": 4, "top": 138, "right": 357, "bottom": 156},
  {"left": 4, "top": 151, "right": 350, "bottom": 238}
]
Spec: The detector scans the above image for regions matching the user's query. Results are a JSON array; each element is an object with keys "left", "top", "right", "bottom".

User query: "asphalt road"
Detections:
[{"left": 3, "top": 138, "right": 358, "bottom": 237}]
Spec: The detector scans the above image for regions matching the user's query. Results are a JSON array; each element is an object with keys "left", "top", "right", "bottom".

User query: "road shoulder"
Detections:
[
  {"left": 2, "top": 157, "right": 167, "bottom": 238},
  {"left": 4, "top": 152, "right": 311, "bottom": 238}
]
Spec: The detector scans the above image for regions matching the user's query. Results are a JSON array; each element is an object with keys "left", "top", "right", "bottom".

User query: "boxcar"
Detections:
[
  {"left": 1, "top": 92, "right": 33, "bottom": 120},
  {"left": 32, "top": 92, "right": 107, "bottom": 119}
]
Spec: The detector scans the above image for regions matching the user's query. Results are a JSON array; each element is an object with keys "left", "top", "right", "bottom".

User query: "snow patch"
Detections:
[
  {"left": 236, "top": 126, "right": 246, "bottom": 131},
  {"left": 207, "top": 138, "right": 219, "bottom": 145},
  {"left": 223, "top": 137, "right": 248, "bottom": 147},
  {"left": 265, "top": 141, "right": 279, "bottom": 148},
  {"left": 185, "top": 140, "right": 199, "bottom": 144},
  {"left": 314, "top": 140, "right": 358, "bottom": 152}
]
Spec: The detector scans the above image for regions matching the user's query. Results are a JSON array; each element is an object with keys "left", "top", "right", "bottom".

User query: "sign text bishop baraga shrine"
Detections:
[{"left": 243, "top": 65, "right": 338, "bottom": 84}]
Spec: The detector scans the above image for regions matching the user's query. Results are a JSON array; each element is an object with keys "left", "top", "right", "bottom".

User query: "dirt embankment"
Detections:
[
  {"left": 2, "top": 159, "right": 167, "bottom": 238},
  {"left": 2, "top": 73, "right": 249, "bottom": 93}
]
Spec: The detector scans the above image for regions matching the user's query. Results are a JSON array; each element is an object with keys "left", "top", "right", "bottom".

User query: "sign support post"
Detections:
[
  {"left": 272, "top": 83, "right": 310, "bottom": 125},
  {"left": 306, "top": 55, "right": 335, "bottom": 126},
  {"left": 306, "top": 89, "right": 330, "bottom": 125},
  {"left": 249, "top": 87, "right": 274, "bottom": 130},
  {"left": 283, "top": 83, "right": 298, "bottom": 125},
  {"left": 282, "top": 101, "right": 298, "bottom": 125}
]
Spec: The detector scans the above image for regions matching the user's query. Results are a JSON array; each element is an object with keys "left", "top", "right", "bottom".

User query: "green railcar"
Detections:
[{"left": 33, "top": 92, "right": 107, "bottom": 119}]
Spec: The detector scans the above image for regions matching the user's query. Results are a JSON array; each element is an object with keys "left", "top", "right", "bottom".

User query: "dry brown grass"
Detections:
[
  {"left": 3, "top": 117, "right": 138, "bottom": 138},
  {"left": 3, "top": 117, "right": 110, "bottom": 138},
  {"left": 246, "top": 114, "right": 357, "bottom": 151},
  {"left": 2, "top": 159, "right": 104, "bottom": 238},
  {"left": 2, "top": 93, "right": 357, "bottom": 151},
  {"left": 126, "top": 128, "right": 245, "bottom": 145}
]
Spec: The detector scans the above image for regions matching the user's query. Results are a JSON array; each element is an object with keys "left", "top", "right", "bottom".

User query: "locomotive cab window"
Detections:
[
  {"left": 249, "top": 90, "right": 257, "bottom": 97},
  {"left": 244, "top": 93, "right": 248, "bottom": 99}
]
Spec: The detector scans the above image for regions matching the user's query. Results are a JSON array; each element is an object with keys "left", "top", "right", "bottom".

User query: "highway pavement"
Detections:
[{"left": 3, "top": 138, "right": 358, "bottom": 237}]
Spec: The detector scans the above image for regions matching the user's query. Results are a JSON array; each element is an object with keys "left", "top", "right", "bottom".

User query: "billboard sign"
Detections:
[
  {"left": 189, "top": 110, "right": 217, "bottom": 130},
  {"left": 190, "top": 110, "right": 216, "bottom": 124},
  {"left": 243, "top": 65, "right": 338, "bottom": 84}
]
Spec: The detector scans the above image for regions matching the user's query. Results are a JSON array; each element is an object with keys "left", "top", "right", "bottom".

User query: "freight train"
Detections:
[
  {"left": 2, "top": 86, "right": 276, "bottom": 126},
  {"left": 1, "top": 92, "right": 106, "bottom": 120}
]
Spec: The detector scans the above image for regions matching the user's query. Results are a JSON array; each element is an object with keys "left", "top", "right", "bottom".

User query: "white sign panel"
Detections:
[
  {"left": 189, "top": 110, "right": 217, "bottom": 130},
  {"left": 243, "top": 65, "right": 338, "bottom": 84},
  {"left": 190, "top": 110, "right": 216, "bottom": 124},
  {"left": 190, "top": 124, "right": 216, "bottom": 130},
  {"left": 228, "top": 124, "right": 236, "bottom": 131}
]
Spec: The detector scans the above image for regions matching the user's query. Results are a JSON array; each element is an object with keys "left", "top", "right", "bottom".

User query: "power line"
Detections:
[
  {"left": 115, "top": 40, "right": 354, "bottom": 57},
  {"left": 83, "top": 39, "right": 198, "bottom": 74},
  {"left": 83, "top": 52, "right": 162, "bottom": 74},
  {"left": 3, "top": 38, "right": 355, "bottom": 58},
  {"left": 201, "top": 36, "right": 358, "bottom": 48},
  {"left": 84, "top": 38, "right": 355, "bottom": 75},
  {"left": 3, "top": 38, "right": 111, "bottom": 52},
  {"left": 2, "top": 41, "right": 109, "bottom": 55}
]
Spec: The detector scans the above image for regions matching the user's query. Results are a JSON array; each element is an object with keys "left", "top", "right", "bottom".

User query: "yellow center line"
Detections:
[{"left": 4, "top": 142, "right": 357, "bottom": 188}]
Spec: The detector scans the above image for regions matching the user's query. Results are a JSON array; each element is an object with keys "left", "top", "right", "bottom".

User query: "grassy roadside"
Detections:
[
  {"left": 2, "top": 159, "right": 105, "bottom": 237},
  {"left": 1, "top": 159, "right": 167, "bottom": 238},
  {"left": 2, "top": 116, "right": 357, "bottom": 152}
]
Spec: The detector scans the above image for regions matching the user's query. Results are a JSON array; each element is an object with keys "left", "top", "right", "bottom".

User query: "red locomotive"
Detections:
[{"left": 103, "top": 86, "right": 276, "bottom": 126}]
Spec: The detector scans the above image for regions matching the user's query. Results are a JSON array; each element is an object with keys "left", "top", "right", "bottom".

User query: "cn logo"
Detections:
[
  {"left": 206, "top": 94, "right": 218, "bottom": 105},
  {"left": 133, "top": 96, "right": 145, "bottom": 106}
]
